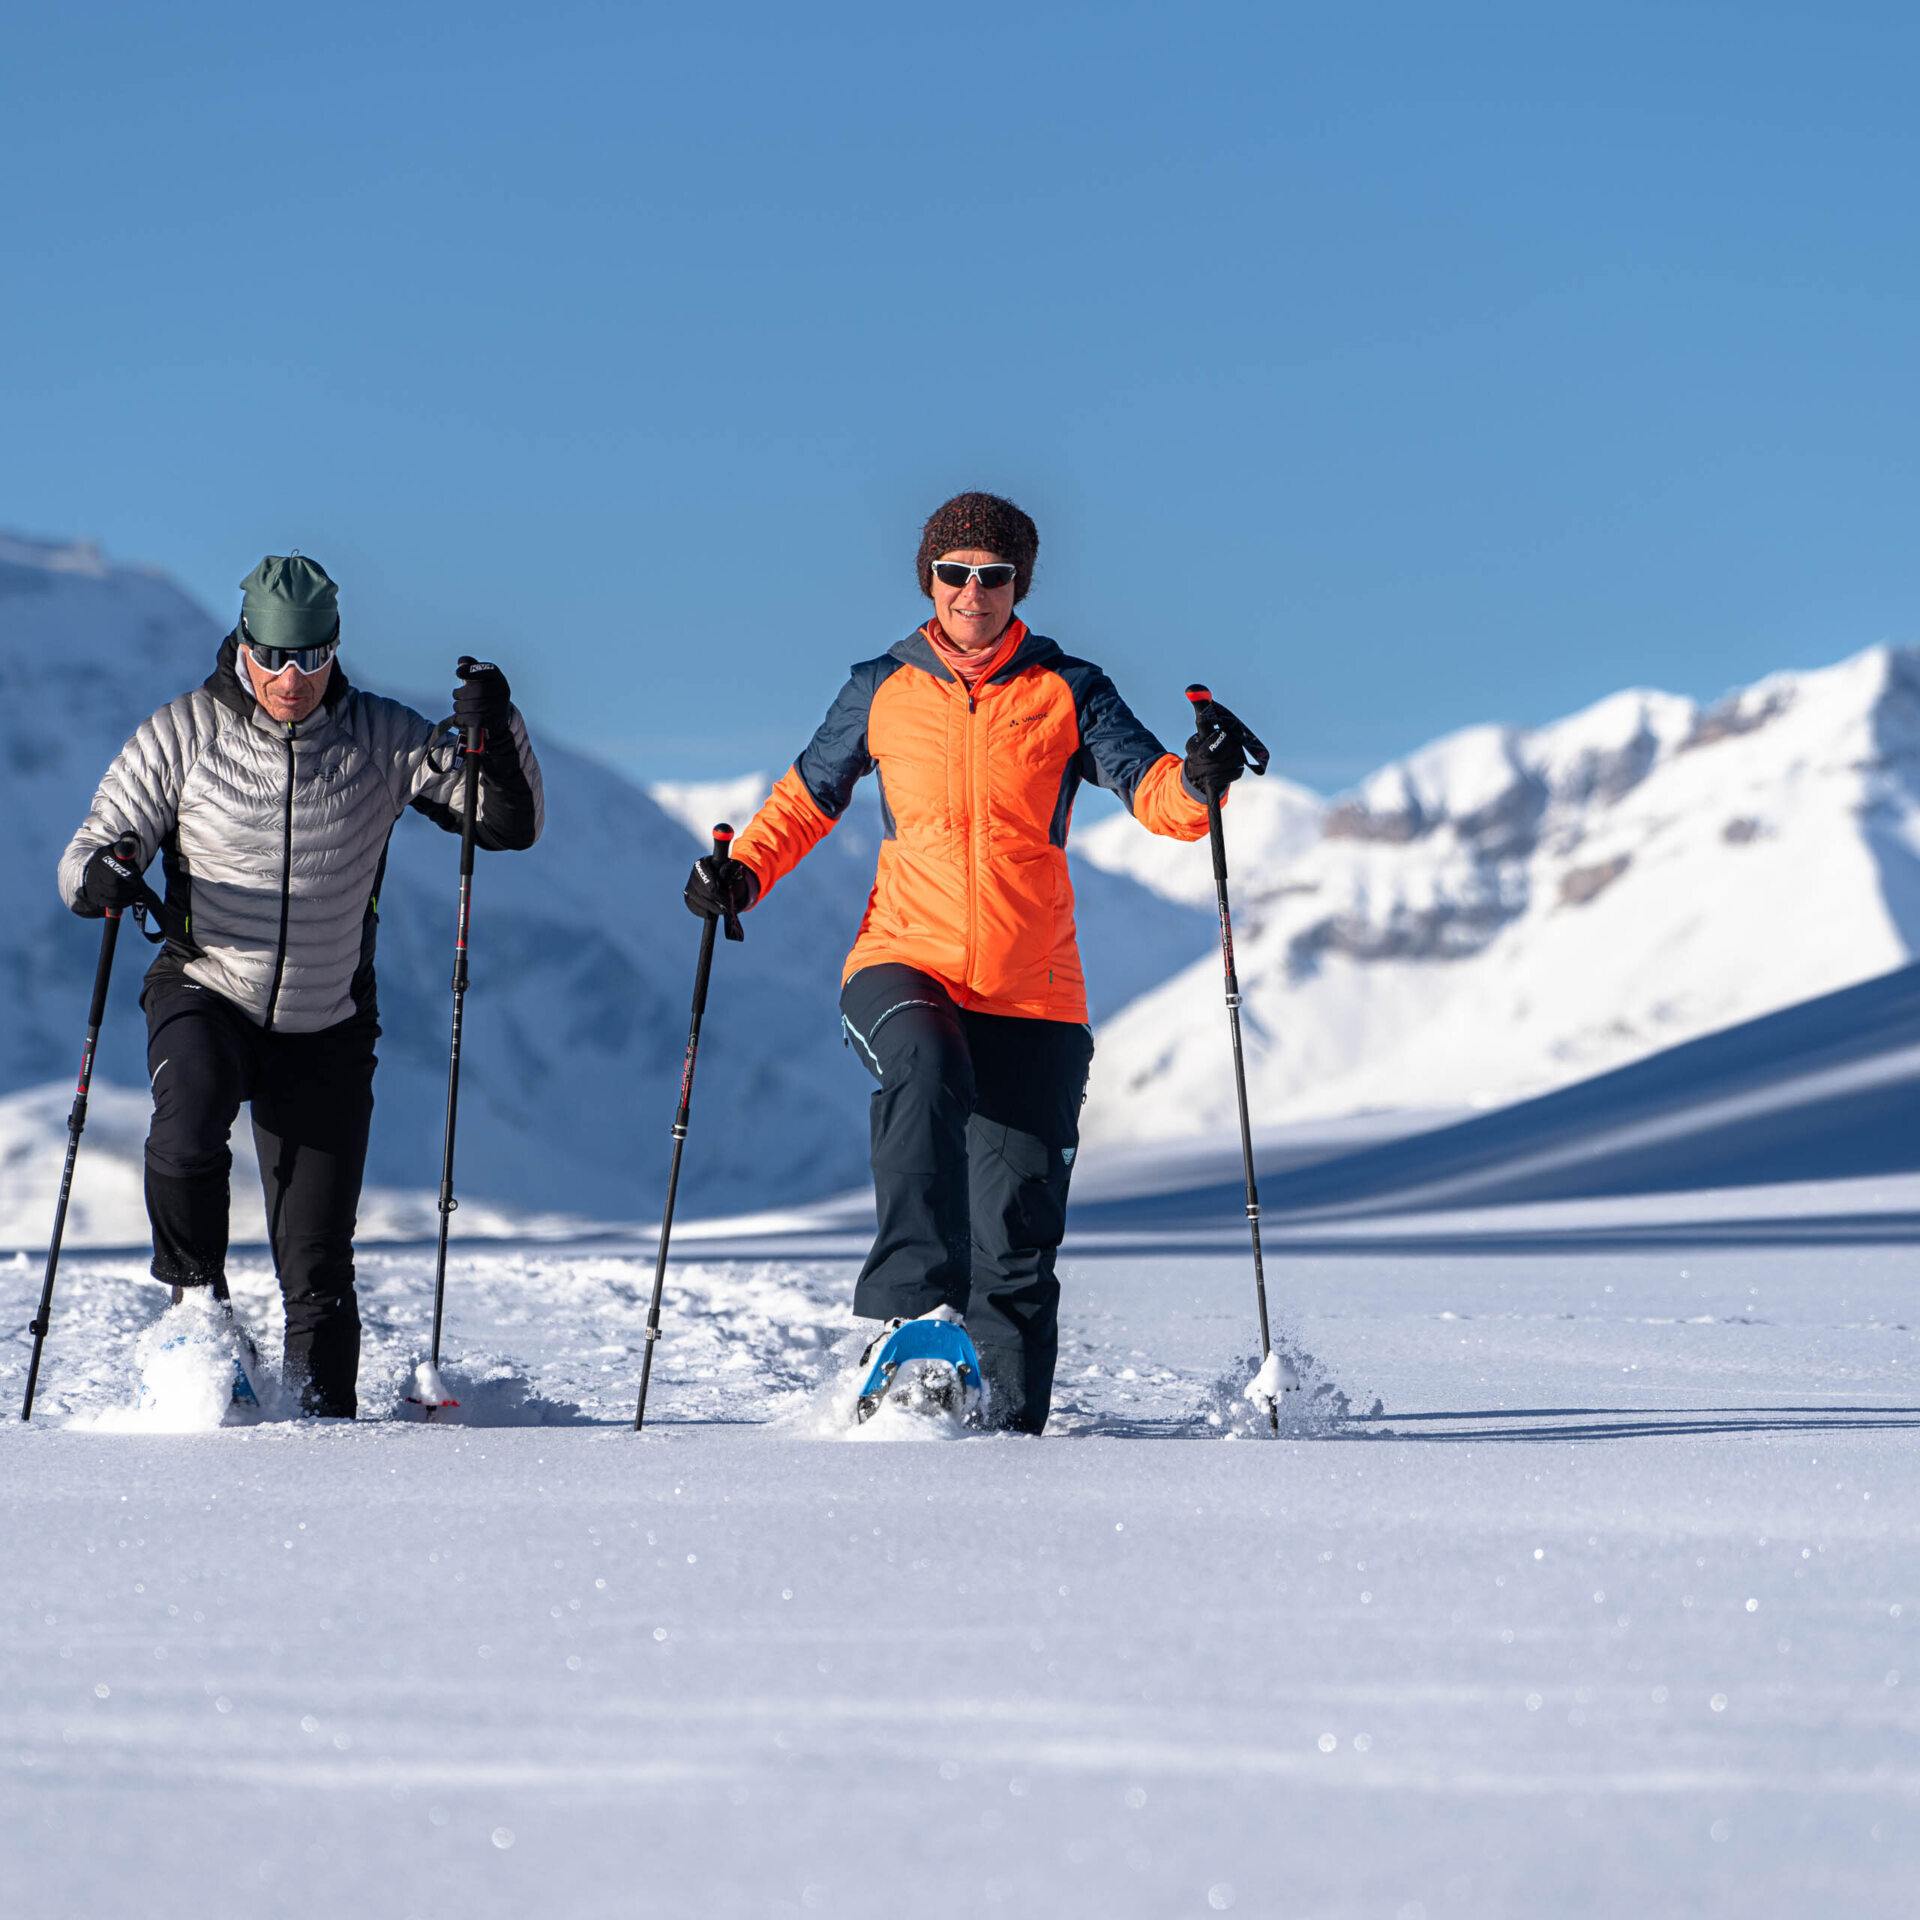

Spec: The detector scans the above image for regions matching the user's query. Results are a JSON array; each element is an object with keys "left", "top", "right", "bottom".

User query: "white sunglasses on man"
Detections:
[{"left": 241, "top": 614, "right": 340, "bottom": 677}]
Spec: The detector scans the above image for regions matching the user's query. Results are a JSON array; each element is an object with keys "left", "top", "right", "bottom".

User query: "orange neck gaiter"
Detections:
[{"left": 924, "top": 617, "right": 1026, "bottom": 691}]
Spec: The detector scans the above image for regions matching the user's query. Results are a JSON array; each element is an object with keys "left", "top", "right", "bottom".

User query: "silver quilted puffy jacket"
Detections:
[{"left": 59, "top": 638, "right": 544, "bottom": 1033}]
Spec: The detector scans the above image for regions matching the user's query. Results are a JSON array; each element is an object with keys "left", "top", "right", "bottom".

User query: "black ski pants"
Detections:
[
  {"left": 840, "top": 962, "right": 1094, "bottom": 1433},
  {"left": 143, "top": 974, "right": 377, "bottom": 1417}
]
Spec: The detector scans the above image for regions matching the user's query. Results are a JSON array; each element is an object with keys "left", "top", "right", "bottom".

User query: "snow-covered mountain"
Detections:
[
  {"left": 1082, "top": 646, "right": 1920, "bottom": 1144},
  {"left": 0, "top": 533, "right": 1199, "bottom": 1222},
  {"left": 1076, "top": 769, "right": 1326, "bottom": 907}
]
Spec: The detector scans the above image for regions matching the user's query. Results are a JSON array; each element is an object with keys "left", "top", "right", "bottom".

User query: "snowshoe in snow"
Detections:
[
  {"left": 176, "top": 1282, "right": 262, "bottom": 1408},
  {"left": 140, "top": 1292, "right": 263, "bottom": 1415},
  {"left": 856, "top": 1307, "right": 983, "bottom": 1424},
  {"left": 228, "top": 1332, "right": 262, "bottom": 1409}
]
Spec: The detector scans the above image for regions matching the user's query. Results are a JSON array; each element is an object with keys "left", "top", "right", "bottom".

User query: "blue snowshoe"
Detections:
[
  {"left": 856, "top": 1310, "right": 983, "bottom": 1424},
  {"left": 227, "top": 1342, "right": 261, "bottom": 1408},
  {"left": 149, "top": 1284, "right": 262, "bottom": 1410}
]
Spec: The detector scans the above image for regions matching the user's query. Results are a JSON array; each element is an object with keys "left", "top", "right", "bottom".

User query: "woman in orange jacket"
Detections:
[{"left": 685, "top": 492, "right": 1248, "bottom": 1430}]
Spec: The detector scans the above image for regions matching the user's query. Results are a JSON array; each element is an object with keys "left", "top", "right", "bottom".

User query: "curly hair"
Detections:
[{"left": 915, "top": 491, "right": 1040, "bottom": 604}]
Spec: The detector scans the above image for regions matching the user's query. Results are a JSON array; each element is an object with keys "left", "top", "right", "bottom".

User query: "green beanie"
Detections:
[{"left": 239, "top": 554, "right": 339, "bottom": 651}]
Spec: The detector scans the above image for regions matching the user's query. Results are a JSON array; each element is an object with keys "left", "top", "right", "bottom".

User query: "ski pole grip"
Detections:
[
  {"left": 1185, "top": 683, "right": 1272, "bottom": 778},
  {"left": 711, "top": 824, "right": 744, "bottom": 943},
  {"left": 454, "top": 655, "right": 490, "bottom": 752},
  {"left": 104, "top": 832, "right": 140, "bottom": 921},
  {"left": 1185, "top": 685, "right": 1227, "bottom": 809},
  {"left": 1185, "top": 685, "right": 1223, "bottom": 753}
]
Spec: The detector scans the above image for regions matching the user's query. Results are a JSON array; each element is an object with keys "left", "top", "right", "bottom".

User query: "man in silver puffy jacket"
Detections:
[{"left": 59, "top": 554, "right": 544, "bottom": 1416}]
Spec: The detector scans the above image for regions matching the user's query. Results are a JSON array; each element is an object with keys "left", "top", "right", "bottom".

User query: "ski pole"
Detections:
[
  {"left": 634, "top": 824, "right": 743, "bottom": 1433},
  {"left": 21, "top": 832, "right": 140, "bottom": 1421},
  {"left": 424, "top": 659, "right": 488, "bottom": 1382},
  {"left": 1185, "top": 684, "right": 1284, "bottom": 1434}
]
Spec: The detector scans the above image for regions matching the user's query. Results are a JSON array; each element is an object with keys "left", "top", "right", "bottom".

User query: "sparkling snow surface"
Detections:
[{"left": 4, "top": 1202, "right": 1917, "bottom": 1918}]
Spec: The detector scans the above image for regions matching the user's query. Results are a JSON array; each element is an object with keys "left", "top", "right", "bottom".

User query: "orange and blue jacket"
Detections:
[{"left": 731, "top": 620, "right": 1214, "bottom": 1024}]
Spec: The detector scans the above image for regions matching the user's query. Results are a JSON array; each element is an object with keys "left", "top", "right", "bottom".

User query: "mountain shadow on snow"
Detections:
[{"left": 1071, "top": 960, "right": 1920, "bottom": 1227}]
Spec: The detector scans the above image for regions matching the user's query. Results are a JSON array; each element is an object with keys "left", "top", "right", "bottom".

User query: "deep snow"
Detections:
[{"left": 4, "top": 1191, "right": 1915, "bottom": 1918}]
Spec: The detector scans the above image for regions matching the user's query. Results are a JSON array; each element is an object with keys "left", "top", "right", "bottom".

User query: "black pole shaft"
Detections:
[
  {"left": 428, "top": 731, "right": 483, "bottom": 1371},
  {"left": 634, "top": 826, "right": 735, "bottom": 1433},
  {"left": 21, "top": 897, "right": 128, "bottom": 1421},
  {"left": 1202, "top": 785, "right": 1280, "bottom": 1436}
]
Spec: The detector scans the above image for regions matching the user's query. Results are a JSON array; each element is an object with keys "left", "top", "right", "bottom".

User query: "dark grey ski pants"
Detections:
[
  {"left": 840, "top": 962, "right": 1094, "bottom": 1433},
  {"left": 143, "top": 973, "right": 376, "bottom": 1417}
]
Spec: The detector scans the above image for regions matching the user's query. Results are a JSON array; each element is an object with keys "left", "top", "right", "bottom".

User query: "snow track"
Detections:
[{"left": 5, "top": 1239, "right": 1359, "bottom": 1438}]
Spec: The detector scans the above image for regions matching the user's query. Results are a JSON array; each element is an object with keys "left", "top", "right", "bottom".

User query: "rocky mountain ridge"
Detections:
[{"left": 1078, "top": 645, "right": 1920, "bottom": 1142}]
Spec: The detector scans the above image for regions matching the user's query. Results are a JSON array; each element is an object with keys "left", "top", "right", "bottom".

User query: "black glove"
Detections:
[
  {"left": 1183, "top": 691, "right": 1270, "bottom": 799},
  {"left": 1184, "top": 724, "right": 1247, "bottom": 797},
  {"left": 453, "top": 658, "right": 513, "bottom": 741},
  {"left": 684, "top": 855, "right": 759, "bottom": 922},
  {"left": 80, "top": 840, "right": 149, "bottom": 915}
]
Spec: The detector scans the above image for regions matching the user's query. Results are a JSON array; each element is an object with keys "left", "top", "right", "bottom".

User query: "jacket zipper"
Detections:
[{"left": 262, "top": 725, "right": 296, "bottom": 1031}]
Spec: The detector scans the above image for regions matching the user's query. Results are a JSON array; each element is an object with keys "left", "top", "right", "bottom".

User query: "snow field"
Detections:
[{"left": 4, "top": 1230, "right": 1917, "bottom": 1915}]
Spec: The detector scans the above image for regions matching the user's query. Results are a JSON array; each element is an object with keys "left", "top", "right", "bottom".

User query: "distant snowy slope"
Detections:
[
  {"left": 1084, "top": 650, "right": 1920, "bottom": 1143},
  {"left": 649, "top": 772, "right": 775, "bottom": 842},
  {"left": 1260, "top": 956, "right": 1920, "bottom": 1217},
  {"left": 1071, "top": 959, "right": 1920, "bottom": 1232},
  {"left": 1076, "top": 770, "right": 1326, "bottom": 907},
  {"left": 0, "top": 1082, "right": 591, "bottom": 1249}
]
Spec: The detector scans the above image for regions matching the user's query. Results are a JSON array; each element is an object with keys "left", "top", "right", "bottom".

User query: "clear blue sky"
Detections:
[{"left": 6, "top": 2, "right": 1920, "bottom": 791}]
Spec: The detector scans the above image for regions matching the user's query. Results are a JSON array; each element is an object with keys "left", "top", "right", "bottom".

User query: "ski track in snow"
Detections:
[{"left": 3, "top": 1232, "right": 1918, "bottom": 1917}]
